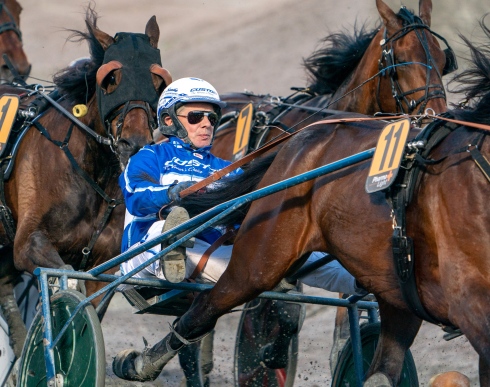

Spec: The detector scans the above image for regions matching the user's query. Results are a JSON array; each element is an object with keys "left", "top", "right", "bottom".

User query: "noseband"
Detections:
[
  {"left": 105, "top": 100, "right": 156, "bottom": 153},
  {"left": 377, "top": 7, "right": 457, "bottom": 114},
  {"left": 0, "top": 2, "right": 22, "bottom": 41}
]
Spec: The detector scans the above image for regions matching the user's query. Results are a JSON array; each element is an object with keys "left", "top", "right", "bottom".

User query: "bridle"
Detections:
[
  {"left": 104, "top": 100, "right": 156, "bottom": 154},
  {"left": 0, "top": 1, "right": 22, "bottom": 41},
  {"left": 95, "top": 33, "right": 171, "bottom": 159},
  {"left": 377, "top": 7, "right": 457, "bottom": 114}
]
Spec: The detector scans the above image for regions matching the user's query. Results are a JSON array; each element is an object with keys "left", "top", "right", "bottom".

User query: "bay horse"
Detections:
[
  {"left": 209, "top": 0, "right": 455, "bottom": 375},
  {"left": 0, "top": 0, "right": 30, "bottom": 83},
  {"left": 0, "top": 7, "right": 171, "bottom": 358},
  {"left": 133, "top": 17, "right": 490, "bottom": 387},
  {"left": 210, "top": 0, "right": 452, "bottom": 161}
]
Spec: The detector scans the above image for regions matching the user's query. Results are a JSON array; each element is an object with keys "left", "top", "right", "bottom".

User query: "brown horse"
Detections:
[
  {"left": 0, "top": 7, "right": 171, "bottom": 358},
  {"left": 211, "top": 0, "right": 452, "bottom": 161},
  {"left": 209, "top": 0, "right": 454, "bottom": 375},
  {"left": 0, "top": 0, "right": 30, "bottom": 83},
  {"left": 121, "top": 17, "right": 490, "bottom": 387}
]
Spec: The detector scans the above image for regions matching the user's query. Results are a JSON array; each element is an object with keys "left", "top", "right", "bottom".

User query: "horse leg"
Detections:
[
  {"left": 480, "top": 357, "right": 490, "bottom": 387},
  {"left": 15, "top": 230, "right": 89, "bottom": 296},
  {"left": 113, "top": 245, "right": 285, "bottom": 382},
  {"left": 0, "top": 247, "right": 27, "bottom": 359},
  {"left": 199, "top": 331, "right": 214, "bottom": 387},
  {"left": 330, "top": 297, "right": 351, "bottom": 373},
  {"left": 14, "top": 230, "right": 60, "bottom": 273},
  {"left": 259, "top": 299, "right": 302, "bottom": 369},
  {"left": 0, "top": 278, "right": 27, "bottom": 358},
  {"left": 178, "top": 330, "right": 214, "bottom": 387},
  {"left": 364, "top": 300, "right": 422, "bottom": 386}
]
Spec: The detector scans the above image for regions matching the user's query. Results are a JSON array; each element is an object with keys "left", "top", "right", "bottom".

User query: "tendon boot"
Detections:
[
  {"left": 112, "top": 336, "right": 181, "bottom": 382},
  {"left": 161, "top": 207, "right": 194, "bottom": 283}
]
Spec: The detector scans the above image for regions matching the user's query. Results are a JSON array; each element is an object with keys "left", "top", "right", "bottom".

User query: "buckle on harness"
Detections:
[{"left": 392, "top": 228, "right": 414, "bottom": 282}]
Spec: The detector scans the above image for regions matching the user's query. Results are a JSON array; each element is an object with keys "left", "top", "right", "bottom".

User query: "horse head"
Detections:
[
  {"left": 0, "top": 0, "right": 31, "bottom": 83},
  {"left": 92, "top": 15, "right": 171, "bottom": 168},
  {"left": 54, "top": 9, "right": 172, "bottom": 169},
  {"left": 372, "top": 0, "right": 452, "bottom": 115}
]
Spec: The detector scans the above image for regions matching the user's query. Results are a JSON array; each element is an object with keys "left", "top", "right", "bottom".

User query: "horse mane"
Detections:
[
  {"left": 449, "top": 17, "right": 490, "bottom": 125},
  {"left": 303, "top": 7, "right": 423, "bottom": 96},
  {"left": 52, "top": 5, "right": 105, "bottom": 104},
  {"left": 181, "top": 152, "right": 277, "bottom": 225},
  {"left": 303, "top": 23, "right": 378, "bottom": 95}
]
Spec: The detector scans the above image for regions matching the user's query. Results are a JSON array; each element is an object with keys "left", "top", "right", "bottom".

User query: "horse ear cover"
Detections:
[{"left": 96, "top": 33, "right": 163, "bottom": 124}]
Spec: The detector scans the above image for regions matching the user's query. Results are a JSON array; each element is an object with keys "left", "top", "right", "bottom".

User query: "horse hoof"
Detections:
[
  {"left": 429, "top": 371, "right": 470, "bottom": 387},
  {"left": 364, "top": 372, "right": 392, "bottom": 387},
  {"left": 259, "top": 343, "right": 288, "bottom": 369},
  {"left": 112, "top": 349, "right": 146, "bottom": 382}
]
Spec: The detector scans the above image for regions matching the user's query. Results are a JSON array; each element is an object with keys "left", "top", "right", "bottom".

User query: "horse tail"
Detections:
[{"left": 182, "top": 152, "right": 277, "bottom": 224}]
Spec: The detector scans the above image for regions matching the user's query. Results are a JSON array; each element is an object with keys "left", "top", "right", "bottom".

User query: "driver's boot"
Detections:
[{"left": 160, "top": 207, "right": 194, "bottom": 283}]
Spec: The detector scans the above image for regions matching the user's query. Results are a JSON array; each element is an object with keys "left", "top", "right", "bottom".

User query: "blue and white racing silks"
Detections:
[{"left": 119, "top": 136, "right": 240, "bottom": 253}]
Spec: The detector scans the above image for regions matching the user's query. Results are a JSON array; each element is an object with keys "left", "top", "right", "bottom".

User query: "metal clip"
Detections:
[{"left": 390, "top": 209, "right": 398, "bottom": 229}]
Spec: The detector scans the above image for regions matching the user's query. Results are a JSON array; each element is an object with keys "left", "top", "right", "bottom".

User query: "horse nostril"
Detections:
[{"left": 116, "top": 139, "right": 140, "bottom": 158}]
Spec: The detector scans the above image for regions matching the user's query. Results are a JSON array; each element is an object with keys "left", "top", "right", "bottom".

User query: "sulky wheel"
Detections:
[
  {"left": 331, "top": 322, "right": 418, "bottom": 387},
  {"left": 17, "top": 289, "right": 105, "bottom": 387},
  {"left": 234, "top": 286, "right": 305, "bottom": 387}
]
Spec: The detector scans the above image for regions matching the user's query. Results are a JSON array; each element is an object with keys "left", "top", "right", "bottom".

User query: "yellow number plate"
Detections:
[
  {"left": 232, "top": 103, "right": 254, "bottom": 161},
  {"left": 0, "top": 95, "right": 20, "bottom": 156},
  {"left": 365, "top": 118, "right": 411, "bottom": 193}
]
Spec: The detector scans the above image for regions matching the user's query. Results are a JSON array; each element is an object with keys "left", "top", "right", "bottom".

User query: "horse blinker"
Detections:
[
  {"left": 443, "top": 47, "right": 458, "bottom": 75},
  {"left": 96, "top": 33, "right": 165, "bottom": 136}
]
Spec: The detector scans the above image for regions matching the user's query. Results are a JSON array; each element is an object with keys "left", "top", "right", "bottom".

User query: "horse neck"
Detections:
[{"left": 328, "top": 36, "right": 382, "bottom": 115}]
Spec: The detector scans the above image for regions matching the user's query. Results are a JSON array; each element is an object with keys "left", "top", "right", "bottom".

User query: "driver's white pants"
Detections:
[{"left": 120, "top": 220, "right": 364, "bottom": 295}]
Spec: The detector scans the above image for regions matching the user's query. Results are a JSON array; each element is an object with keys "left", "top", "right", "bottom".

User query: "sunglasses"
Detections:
[{"left": 177, "top": 111, "right": 219, "bottom": 126}]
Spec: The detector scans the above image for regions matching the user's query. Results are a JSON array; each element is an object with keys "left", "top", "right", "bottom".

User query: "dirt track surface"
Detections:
[{"left": 18, "top": 0, "right": 486, "bottom": 385}]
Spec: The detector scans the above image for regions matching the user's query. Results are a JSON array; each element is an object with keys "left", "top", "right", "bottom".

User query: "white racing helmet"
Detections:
[{"left": 157, "top": 77, "right": 226, "bottom": 143}]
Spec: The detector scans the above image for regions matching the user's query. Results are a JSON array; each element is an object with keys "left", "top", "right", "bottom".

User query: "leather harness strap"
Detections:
[{"left": 189, "top": 229, "right": 236, "bottom": 280}]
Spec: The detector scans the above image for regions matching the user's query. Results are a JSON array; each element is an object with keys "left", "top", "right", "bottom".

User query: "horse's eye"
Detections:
[{"left": 101, "top": 69, "right": 121, "bottom": 94}]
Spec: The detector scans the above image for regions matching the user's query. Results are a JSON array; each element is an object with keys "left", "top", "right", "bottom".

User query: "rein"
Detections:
[
  {"left": 38, "top": 89, "right": 112, "bottom": 146},
  {"left": 179, "top": 114, "right": 416, "bottom": 199},
  {"left": 180, "top": 113, "right": 490, "bottom": 200}
]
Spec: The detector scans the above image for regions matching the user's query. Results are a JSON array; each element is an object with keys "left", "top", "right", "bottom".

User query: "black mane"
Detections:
[
  {"left": 449, "top": 17, "right": 490, "bottom": 125},
  {"left": 52, "top": 6, "right": 105, "bottom": 104},
  {"left": 303, "top": 7, "right": 422, "bottom": 96},
  {"left": 303, "top": 24, "right": 377, "bottom": 95}
]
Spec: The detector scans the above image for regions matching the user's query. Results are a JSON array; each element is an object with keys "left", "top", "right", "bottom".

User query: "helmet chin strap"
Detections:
[{"left": 158, "top": 103, "right": 217, "bottom": 148}]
